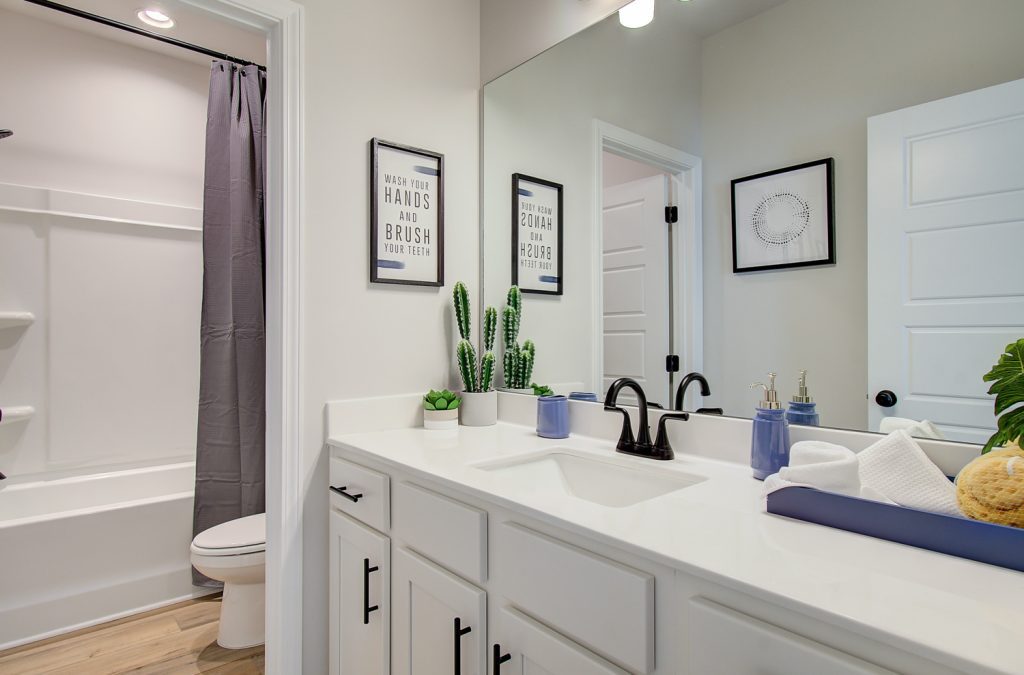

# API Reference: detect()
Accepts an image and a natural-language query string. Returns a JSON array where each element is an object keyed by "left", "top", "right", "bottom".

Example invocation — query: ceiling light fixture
[
  {"left": 137, "top": 8, "right": 174, "bottom": 29},
  {"left": 618, "top": 0, "right": 655, "bottom": 28}
]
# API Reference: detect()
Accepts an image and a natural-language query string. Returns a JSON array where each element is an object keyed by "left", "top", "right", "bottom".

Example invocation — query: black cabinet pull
[
  {"left": 453, "top": 617, "right": 472, "bottom": 674},
  {"left": 362, "top": 558, "right": 379, "bottom": 625},
  {"left": 492, "top": 644, "right": 511, "bottom": 674},
  {"left": 330, "top": 485, "right": 363, "bottom": 502}
]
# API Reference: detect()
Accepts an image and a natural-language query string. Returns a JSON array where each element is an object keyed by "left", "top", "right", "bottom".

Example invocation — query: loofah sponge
[{"left": 956, "top": 442, "right": 1024, "bottom": 528}]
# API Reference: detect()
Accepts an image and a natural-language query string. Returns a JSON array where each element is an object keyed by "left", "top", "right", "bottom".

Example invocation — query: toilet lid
[{"left": 193, "top": 513, "right": 266, "bottom": 552}]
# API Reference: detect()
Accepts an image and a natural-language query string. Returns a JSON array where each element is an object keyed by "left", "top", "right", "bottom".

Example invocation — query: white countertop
[{"left": 328, "top": 422, "right": 1024, "bottom": 675}]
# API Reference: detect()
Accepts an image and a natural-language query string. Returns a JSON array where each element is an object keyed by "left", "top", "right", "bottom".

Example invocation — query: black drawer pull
[
  {"left": 330, "top": 485, "right": 363, "bottom": 502},
  {"left": 454, "top": 617, "right": 472, "bottom": 674},
  {"left": 492, "top": 643, "right": 511, "bottom": 674},
  {"left": 362, "top": 557, "right": 379, "bottom": 625}
]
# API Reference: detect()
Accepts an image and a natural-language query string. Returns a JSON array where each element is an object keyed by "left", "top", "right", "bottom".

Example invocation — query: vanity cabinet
[
  {"left": 490, "top": 606, "right": 628, "bottom": 675},
  {"left": 392, "top": 547, "right": 487, "bottom": 675},
  {"left": 328, "top": 510, "right": 390, "bottom": 675}
]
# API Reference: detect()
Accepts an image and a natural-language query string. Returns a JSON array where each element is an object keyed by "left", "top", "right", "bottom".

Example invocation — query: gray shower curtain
[{"left": 193, "top": 61, "right": 267, "bottom": 586}]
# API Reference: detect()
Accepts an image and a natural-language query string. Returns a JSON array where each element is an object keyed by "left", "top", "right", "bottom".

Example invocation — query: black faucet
[
  {"left": 675, "top": 372, "right": 723, "bottom": 416},
  {"left": 604, "top": 377, "right": 684, "bottom": 460}
]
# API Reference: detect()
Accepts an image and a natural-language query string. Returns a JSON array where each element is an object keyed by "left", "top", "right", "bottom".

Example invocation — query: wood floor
[{"left": 0, "top": 595, "right": 264, "bottom": 675}]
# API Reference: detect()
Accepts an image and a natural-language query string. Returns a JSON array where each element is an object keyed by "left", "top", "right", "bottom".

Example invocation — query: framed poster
[
  {"left": 731, "top": 157, "right": 835, "bottom": 273},
  {"left": 512, "top": 173, "right": 563, "bottom": 295},
  {"left": 370, "top": 138, "right": 444, "bottom": 286}
]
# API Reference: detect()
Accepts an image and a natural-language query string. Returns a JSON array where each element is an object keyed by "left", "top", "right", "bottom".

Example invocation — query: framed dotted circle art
[{"left": 731, "top": 158, "right": 835, "bottom": 273}]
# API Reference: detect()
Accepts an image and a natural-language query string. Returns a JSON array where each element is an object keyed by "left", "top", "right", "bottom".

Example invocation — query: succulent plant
[
  {"left": 500, "top": 286, "right": 538, "bottom": 389},
  {"left": 423, "top": 389, "right": 461, "bottom": 411},
  {"left": 451, "top": 281, "right": 497, "bottom": 393},
  {"left": 531, "top": 383, "right": 554, "bottom": 397}
]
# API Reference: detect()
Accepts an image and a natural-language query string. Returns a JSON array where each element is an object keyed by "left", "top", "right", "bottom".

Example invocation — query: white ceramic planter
[
  {"left": 501, "top": 387, "right": 535, "bottom": 396},
  {"left": 460, "top": 390, "right": 497, "bottom": 426},
  {"left": 423, "top": 408, "right": 459, "bottom": 430}
]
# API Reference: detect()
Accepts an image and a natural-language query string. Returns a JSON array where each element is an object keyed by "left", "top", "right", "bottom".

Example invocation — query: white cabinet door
[
  {"left": 329, "top": 509, "right": 390, "bottom": 675},
  {"left": 685, "top": 598, "right": 894, "bottom": 675},
  {"left": 867, "top": 77, "right": 1024, "bottom": 442},
  {"left": 392, "top": 547, "right": 486, "bottom": 675},
  {"left": 491, "top": 606, "right": 627, "bottom": 675}
]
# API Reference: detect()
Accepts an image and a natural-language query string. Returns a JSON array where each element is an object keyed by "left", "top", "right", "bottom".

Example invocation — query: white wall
[
  {"left": 0, "top": 9, "right": 208, "bottom": 480},
  {"left": 483, "top": 13, "right": 702, "bottom": 394},
  {"left": 700, "top": 0, "right": 1024, "bottom": 428},
  {"left": 297, "top": 0, "right": 481, "bottom": 671}
]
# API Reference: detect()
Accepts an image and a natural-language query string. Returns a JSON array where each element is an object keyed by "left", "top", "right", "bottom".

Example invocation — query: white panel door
[
  {"left": 392, "top": 547, "right": 486, "bottom": 675},
  {"left": 867, "top": 77, "right": 1024, "bottom": 442},
  {"left": 602, "top": 175, "right": 670, "bottom": 405},
  {"left": 329, "top": 510, "right": 390, "bottom": 675},
  {"left": 490, "top": 606, "right": 627, "bottom": 675}
]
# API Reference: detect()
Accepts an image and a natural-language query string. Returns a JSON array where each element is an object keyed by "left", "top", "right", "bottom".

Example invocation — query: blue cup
[
  {"left": 568, "top": 392, "right": 599, "bottom": 402},
  {"left": 537, "top": 395, "right": 570, "bottom": 439}
]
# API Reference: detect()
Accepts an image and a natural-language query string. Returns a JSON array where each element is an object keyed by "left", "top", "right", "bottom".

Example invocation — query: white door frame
[
  {"left": 183, "top": 1, "right": 303, "bottom": 673},
  {"left": 592, "top": 120, "right": 703, "bottom": 408}
]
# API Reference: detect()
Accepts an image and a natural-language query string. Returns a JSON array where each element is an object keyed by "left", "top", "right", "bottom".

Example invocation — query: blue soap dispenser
[
  {"left": 750, "top": 372, "right": 791, "bottom": 480},
  {"left": 786, "top": 370, "right": 820, "bottom": 427}
]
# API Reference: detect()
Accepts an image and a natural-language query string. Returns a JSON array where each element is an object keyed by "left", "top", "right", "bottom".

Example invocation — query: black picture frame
[
  {"left": 512, "top": 173, "right": 564, "bottom": 296},
  {"left": 369, "top": 138, "right": 445, "bottom": 287},
  {"left": 731, "top": 157, "right": 835, "bottom": 273}
]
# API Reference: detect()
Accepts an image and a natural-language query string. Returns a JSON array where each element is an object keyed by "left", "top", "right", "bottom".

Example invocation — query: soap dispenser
[
  {"left": 750, "top": 372, "right": 791, "bottom": 480},
  {"left": 786, "top": 370, "right": 820, "bottom": 427}
]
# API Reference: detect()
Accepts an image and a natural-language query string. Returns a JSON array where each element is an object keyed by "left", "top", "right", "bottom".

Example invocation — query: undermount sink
[{"left": 473, "top": 449, "right": 706, "bottom": 508}]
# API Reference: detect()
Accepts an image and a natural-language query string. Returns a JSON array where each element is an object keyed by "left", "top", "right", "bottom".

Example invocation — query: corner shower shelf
[
  {"left": 0, "top": 312, "right": 35, "bottom": 329},
  {"left": 0, "top": 406, "right": 34, "bottom": 426}
]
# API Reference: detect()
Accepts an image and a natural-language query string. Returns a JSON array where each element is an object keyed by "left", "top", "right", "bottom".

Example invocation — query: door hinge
[
  {"left": 665, "top": 354, "right": 680, "bottom": 373},
  {"left": 665, "top": 205, "right": 678, "bottom": 224}
]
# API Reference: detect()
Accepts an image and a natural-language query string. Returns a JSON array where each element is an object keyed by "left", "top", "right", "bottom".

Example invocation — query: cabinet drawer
[
  {"left": 329, "top": 457, "right": 390, "bottom": 532},
  {"left": 392, "top": 481, "right": 487, "bottom": 584},
  {"left": 685, "top": 598, "right": 895, "bottom": 674},
  {"left": 492, "top": 522, "right": 654, "bottom": 674}
]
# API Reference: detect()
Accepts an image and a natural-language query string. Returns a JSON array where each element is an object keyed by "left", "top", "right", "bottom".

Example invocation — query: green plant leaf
[
  {"left": 426, "top": 390, "right": 441, "bottom": 402},
  {"left": 448, "top": 398, "right": 462, "bottom": 409},
  {"left": 423, "top": 400, "right": 437, "bottom": 410},
  {"left": 441, "top": 389, "right": 454, "bottom": 401},
  {"left": 982, "top": 338, "right": 1024, "bottom": 452}
]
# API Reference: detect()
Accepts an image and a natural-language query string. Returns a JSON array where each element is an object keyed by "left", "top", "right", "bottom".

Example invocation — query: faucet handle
[
  {"left": 604, "top": 405, "right": 635, "bottom": 452},
  {"left": 654, "top": 413, "right": 689, "bottom": 459}
]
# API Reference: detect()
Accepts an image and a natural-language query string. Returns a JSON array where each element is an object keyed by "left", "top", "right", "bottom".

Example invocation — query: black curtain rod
[{"left": 24, "top": 0, "right": 266, "bottom": 71}]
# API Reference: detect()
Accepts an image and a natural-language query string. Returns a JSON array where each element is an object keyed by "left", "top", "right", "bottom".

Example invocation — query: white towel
[
  {"left": 764, "top": 441, "right": 891, "bottom": 501},
  {"left": 858, "top": 430, "right": 961, "bottom": 517},
  {"left": 879, "top": 416, "right": 945, "bottom": 440}
]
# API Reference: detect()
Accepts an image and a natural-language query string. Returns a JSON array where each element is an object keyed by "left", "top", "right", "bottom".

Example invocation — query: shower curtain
[{"left": 193, "top": 61, "right": 267, "bottom": 586}]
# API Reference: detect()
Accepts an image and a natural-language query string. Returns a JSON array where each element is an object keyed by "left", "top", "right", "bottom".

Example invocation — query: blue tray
[{"left": 766, "top": 486, "right": 1024, "bottom": 573}]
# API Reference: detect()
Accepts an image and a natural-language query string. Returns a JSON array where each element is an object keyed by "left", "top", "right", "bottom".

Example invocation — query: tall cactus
[
  {"left": 520, "top": 339, "right": 536, "bottom": 386},
  {"left": 456, "top": 339, "right": 478, "bottom": 392},
  {"left": 506, "top": 286, "right": 522, "bottom": 339},
  {"left": 502, "top": 305, "right": 519, "bottom": 350},
  {"left": 500, "top": 286, "right": 538, "bottom": 389},
  {"left": 453, "top": 281, "right": 471, "bottom": 341},
  {"left": 480, "top": 352, "right": 495, "bottom": 392},
  {"left": 483, "top": 307, "right": 497, "bottom": 352}
]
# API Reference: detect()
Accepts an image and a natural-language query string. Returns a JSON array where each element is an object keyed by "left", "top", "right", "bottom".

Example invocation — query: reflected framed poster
[
  {"left": 731, "top": 157, "right": 835, "bottom": 273},
  {"left": 370, "top": 138, "right": 444, "bottom": 286},
  {"left": 512, "top": 173, "right": 563, "bottom": 295}
]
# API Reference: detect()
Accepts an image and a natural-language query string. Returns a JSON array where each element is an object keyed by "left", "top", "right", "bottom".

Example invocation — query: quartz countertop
[{"left": 328, "top": 422, "right": 1024, "bottom": 675}]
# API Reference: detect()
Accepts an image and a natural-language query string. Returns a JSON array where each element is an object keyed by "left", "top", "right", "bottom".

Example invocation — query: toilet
[{"left": 190, "top": 512, "right": 266, "bottom": 649}]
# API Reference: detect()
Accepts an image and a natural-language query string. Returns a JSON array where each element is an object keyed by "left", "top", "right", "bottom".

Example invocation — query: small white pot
[
  {"left": 423, "top": 408, "right": 459, "bottom": 430},
  {"left": 501, "top": 387, "right": 535, "bottom": 396},
  {"left": 460, "top": 390, "right": 497, "bottom": 426}
]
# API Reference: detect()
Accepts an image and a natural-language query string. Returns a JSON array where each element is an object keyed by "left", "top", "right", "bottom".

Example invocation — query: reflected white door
[
  {"left": 867, "top": 77, "right": 1024, "bottom": 443},
  {"left": 602, "top": 175, "right": 670, "bottom": 405}
]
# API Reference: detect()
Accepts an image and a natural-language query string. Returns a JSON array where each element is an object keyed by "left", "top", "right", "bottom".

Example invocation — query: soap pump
[
  {"left": 750, "top": 372, "right": 791, "bottom": 480},
  {"left": 786, "top": 370, "right": 820, "bottom": 427}
]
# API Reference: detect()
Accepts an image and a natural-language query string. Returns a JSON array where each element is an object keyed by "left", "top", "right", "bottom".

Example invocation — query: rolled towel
[
  {"left": 879, "top": 416, "right": 945, "bottom": 440},
  {"left": 764, "top": 441, "right": 892, "bottom": 501},
  {"left": 858, "top": 430, "right": 961, "bottom": 517}
]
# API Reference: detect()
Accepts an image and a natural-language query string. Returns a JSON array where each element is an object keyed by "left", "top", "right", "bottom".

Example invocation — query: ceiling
[{"left": 0, "top": 0, "right": 266, "bottom": 68}]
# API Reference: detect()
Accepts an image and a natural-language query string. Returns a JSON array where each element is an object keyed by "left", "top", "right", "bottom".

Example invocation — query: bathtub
[{"left": 0, "top": 461, "right": 214, "bottom": 649}]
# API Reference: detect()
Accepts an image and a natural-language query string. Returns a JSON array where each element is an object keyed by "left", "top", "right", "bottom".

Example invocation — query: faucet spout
[
  {"left": 675, "top": 372, "right": 711, "bottom": 411},
  {"left": 604, "top": 377, "right": 654, "bottom": 455}
]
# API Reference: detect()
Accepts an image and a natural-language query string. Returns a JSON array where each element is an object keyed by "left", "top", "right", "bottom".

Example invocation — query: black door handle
[
  {"left": 330, "top": 485, "right": 363, "bottom": 502},
  {"left": 454, "top": 617, "right": 472, "bottom": 674},
  {"left": 875, "top": 390, "right": 898, "bottom": 408},
  {"left": 362, "top": 558, "right": 379, "bottom": 625},
  {"left": 492, "top": 643, "right": 511, "bottom": 674}
]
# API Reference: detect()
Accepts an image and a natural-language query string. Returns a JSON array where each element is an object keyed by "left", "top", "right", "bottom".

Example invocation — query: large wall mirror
[{"left": 481, "top": 0, "right": 1024, "bottom": 444}]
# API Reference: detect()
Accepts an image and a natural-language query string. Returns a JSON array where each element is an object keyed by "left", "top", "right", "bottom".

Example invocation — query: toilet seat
[{"left": 191, "top": 512, "right": 266, "bottom": 557}]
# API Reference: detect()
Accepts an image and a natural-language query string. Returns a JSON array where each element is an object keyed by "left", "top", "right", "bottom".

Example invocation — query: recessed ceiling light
[
  {"left": 137, "top": 8, "right": 174, "bottom": 29},
  {"left": 619, "top": 0, "right": 655, "bottom": 29}
]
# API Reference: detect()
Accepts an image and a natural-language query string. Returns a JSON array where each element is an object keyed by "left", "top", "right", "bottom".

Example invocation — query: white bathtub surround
[
  {"left": 0, "top": 462, "right": 213, "bottom": 650},
  {"left": 459, "top": 390, "right": 497, "bottom": 426}
]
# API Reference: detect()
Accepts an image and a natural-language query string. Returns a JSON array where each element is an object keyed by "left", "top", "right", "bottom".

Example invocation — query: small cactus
[
  {"left": 457, "top": 339, "right": 478, "bottom": 392},
  {"left": 504, "top": 348, "right": 520, "bottom": 389},
  {"left": 480, "top": 352, "right": 495, "bottom": 392},
  {"left": 520, "top": 339, "right": 535, "bottom": 386},
  {"left": 500, "top": 286, "right": 537, "bottom": 389},
  {"left": 483, "top": 307, "right": 497, "bottom": 352},
  {"left": 502, "top": 306, "right": 518, "bottom": 350},
  {"left": 453, "top": 281, "right": 471, "bottom": 341}
]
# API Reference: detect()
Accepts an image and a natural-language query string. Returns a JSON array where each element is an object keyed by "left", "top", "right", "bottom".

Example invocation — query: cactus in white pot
[
  {"left": 452, "top": 281, "right": 498, "bottom": 425},
  {"left": 500, "top": 286, "right": 538, "bottom": 391}
]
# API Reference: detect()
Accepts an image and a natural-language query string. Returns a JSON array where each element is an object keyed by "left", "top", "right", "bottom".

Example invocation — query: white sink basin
[{"left": 473, "top": 448, "right": 706, "bottom": 508}]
